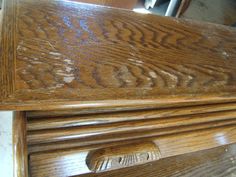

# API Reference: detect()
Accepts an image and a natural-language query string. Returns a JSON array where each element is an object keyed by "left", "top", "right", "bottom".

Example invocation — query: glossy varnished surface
[
  {"left": 0, "top": 0, "right": 236, "bottom": 110},
  {"left": 27, "top": 102, "right": 236, "bottom": 130},
  {"left": 29, "top": 125, "right": 236, "bottom": 176},
  {"left": 13, "top": 112, "right": 28, "bottom": 177},
  {"left": 26, "top": 101, "right": 236, "bottom": 176},
  {"left": 25, "top": 101, "right": 236, "bottom": 152},
  {"left": 3, "top": 1, "right": 236, "bottom": 175},
  {"left": 73, "top": 0, "right": 138, "bottom": 9},
  {"left": 26, "top": 102, "right": 236, "bottom": 118},
  {"left": 26, "top": 110, "right": 236, "bottom": 145},
  {"left": 86, "top": 142, "right": 161, "bottom": 172},
  {"left": 79, "top": 143, "right": 236, "bottom": 177}
]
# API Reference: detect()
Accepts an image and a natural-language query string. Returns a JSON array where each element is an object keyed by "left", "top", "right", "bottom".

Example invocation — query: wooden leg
[{"left": 13, "top": 112, "right": 28, "bottom": 177}]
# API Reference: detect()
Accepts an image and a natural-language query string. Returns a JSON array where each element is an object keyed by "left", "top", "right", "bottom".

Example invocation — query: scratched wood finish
[
  {"left": 28, "top": 125, "right": 236, "bottom": 177},
  {"left": 5, "top": 1, "right": 236, "bottom": 175},
  {"left": 13, "top": 112, "right": 28, "bottom": 177},
  {"left": 0, "top": 0, "right": 236, "bottom": 110},
  {"left": 79, "top": 143, "right": 236, "bottom": 177}
]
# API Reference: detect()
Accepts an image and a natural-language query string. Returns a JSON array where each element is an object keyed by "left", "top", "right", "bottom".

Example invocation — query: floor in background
[
  {"left": 181, "top": 0, "right": 236, "bottom": 26},
  {"left": 0, "top": 112, "right": 13, "bottom": 177}
]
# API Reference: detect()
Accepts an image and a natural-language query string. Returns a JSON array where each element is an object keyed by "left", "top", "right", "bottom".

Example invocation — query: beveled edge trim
[
  {"left": 0, "top": 0, "right": 16, "bottom": 99},
  {"left": 2, "top": 93, "right": 236, "bottom": 111}
]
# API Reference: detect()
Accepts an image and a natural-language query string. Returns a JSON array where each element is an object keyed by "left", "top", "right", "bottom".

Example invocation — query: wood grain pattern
[
  {"left": 27, "top": 110, "right": 236, "bottom": 145},
  {"left": 0, "top": 1, "right": 4, "bottom": 35},
  {"left": 5, "top": 1, "right": 236, "bottom": 175},
  {"left": 0, "top": 0, "right": 236, "bottom": 110},
  {"left": 13, "top": 112, "right": 28, "bottom": 177},
  {"left": 26, "top": 103, "right": 236, "bottom": 154},
  {"left": 86, "top": 142, "right": 161, "bottom": 172},
  {"left": 80, "top": 143, "right": 236, "bottom": 177},
  {"left": 28, "top": 125, "right": 236, "bottom": 177},
  {"left": 27, "top": 119, "right": 236, "bottom": 153},
  {"left": 0, "top": 0, "right": 16, "bottom": 99},
  {"left": 27, "top": 102, "right": 236, "bottom": 130},
  {"left": 73, "top": 0, "right": 138, "bottom": 9}
]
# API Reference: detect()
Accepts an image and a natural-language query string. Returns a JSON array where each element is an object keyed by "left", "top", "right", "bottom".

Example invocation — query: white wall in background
[{"left": 0, "top": 111, "right": 13, "bottom": 177}]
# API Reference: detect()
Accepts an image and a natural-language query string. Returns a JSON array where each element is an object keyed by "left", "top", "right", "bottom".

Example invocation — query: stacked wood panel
[{"left": 25, "top": 104, "right": 236, "bottom": 176}]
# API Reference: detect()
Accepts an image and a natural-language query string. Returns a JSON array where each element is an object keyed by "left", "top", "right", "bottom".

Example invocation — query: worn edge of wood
[
  {"left": 27, "top": 119, "right": 236, "bottom": 153},
  {"left": 26, "top": 102, "right": 236, "bottom": 131},
  {"left": 3, "top": 93, "right": 236, "bottom": 111},
  {"left": 0, "top": 0, "right": 16, "bottom": 99},
  {"left": 13, "top": 111, "right": 28, "bottom": 177}
]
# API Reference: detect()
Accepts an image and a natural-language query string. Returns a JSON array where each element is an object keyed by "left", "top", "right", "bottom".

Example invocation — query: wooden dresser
[{"left": 1, "top": 0, "right": 236, "bottom": 176}]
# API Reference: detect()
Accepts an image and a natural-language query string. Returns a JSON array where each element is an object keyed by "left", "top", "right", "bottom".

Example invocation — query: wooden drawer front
[
  {"left": 79, "top": 143, "right": 236, "bottom": 177},
  {"left": 26, "top": 104, "right": 236, "bottom": 176},
  {"left": 27, "top": 103, "right": 236, "bottom": 152},
  {"left": 30, "top": 143, "right": 236, "bottom": 177}
]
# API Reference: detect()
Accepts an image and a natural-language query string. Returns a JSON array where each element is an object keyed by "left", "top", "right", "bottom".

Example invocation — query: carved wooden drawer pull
[{"left": 86, "top": 142, "right": 161, "bottom": 172}]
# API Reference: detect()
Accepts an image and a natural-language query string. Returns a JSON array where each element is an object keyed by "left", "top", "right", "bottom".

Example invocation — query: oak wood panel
[
  {"left": 80, "top": 143, "right": 236, "bottom": 177},
  {"left": 0, "top": 0, "right": 16, "bottom": 99},
  {"left": 25, "top": 99, "right": 236, "bottom": 116},
  {"left": 5, "top": 96, "right": 236, "bottom": 112},
  {"left": 28, "top": 119, "right": 236, "bottom": 153},
  {"left": 29, "top": 125, "right": 236, "bottom": 177},
  {"left": 27, "top": 102, "right": 236, "bottom": 130},
  {"left": 73, "top": 0, "right": 138, "bottom": 9},
  {"left": 86, "top": 142, "right": 161, "bottom": 172},
  {"left": 0, "top": 0, "right": 4, "bottom": 38},
  {"left": 0, "top": 0, "right": 236, "bottom": 110},
  {"left": 13, "top": 112, "right": 28, "bottom": 177},
  {"left": 27, "top": 110, "right": 236, "bottom": 145}
]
